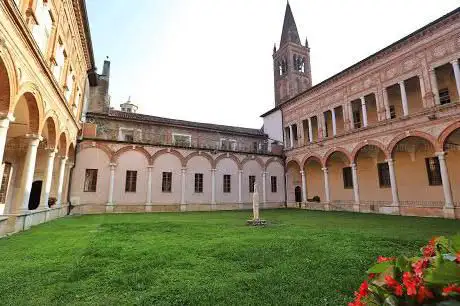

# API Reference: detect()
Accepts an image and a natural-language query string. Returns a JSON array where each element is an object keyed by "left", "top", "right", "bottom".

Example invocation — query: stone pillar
[
  {"left": 107, "top": 163, "right": 116, "bottom": 206},
  {"left": 237, "top": 170, "right": 242, "bottom": 204},
  {"left": 56, "top": 156, "right": 68, "bottom": 207},
  {"left": 322, "top": 167, "right": 330, "bottom": 203},
  {"left": 262, "top": 171, "right": 267, "bottom": 205},
  {"left": 211, "top": 169, "right": 216, "bottom": 208},
  {"left": 351, "top": 163, "right": 360, "bottom": 212},
  {"left": 382, "top": 87, "right": 391, "bottom": 119},
  {"left": 180, "top": 168, "right": 186, "bottom": 205},
  {"left": 386, "top": 159, "right": 399, "bottom": 206},
  {"left": 300, "top": 170, "right": 307, "bottom": 203},
  {"left": 360, "top": 97, "right": 368, "bottom": 127},
  {"left": 39, "top": 149, "right": 56, "bottom": 210},
  {"left": 62, "top": 161, "right": 74, "bottom": 205},
  {"left": 399, "top": 80, "right": 409, "bottom": 116},
  {"left": 418, "top": 75, "right": 427, "bottom": 108},
  {"left": 146, "top": 166, "right": 153, "bottom": 205},
  {"left": 0, "top": 114, "right": 14, "bottom": 182},
  {"left": 285, "top": 173, "right": 289, "bottom": 205},
  {"left": 451, "top": 59, "right": 460, "bottom": 98},
  {"left": 429, "top": 68, "right": 440, "bottom": 105},
  {"left": 16, "top": 135, "right": 41, "bottom": 212},
  {"left": 289, "top": 125, "right": 294, "bottom": 148},
  {"left": 436, "top": 152, "right": 454, "bottom": 218},
  {"left": 307, "top": 117, "right": 313, "bottom": 143},
  {"left": 331, "top": 108, "right": 337, "bottom": 136}
]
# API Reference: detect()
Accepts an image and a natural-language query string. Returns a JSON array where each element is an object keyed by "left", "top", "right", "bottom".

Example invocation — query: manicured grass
[{"left": 0, "top": 210, "right": 458, "bottom": 305}]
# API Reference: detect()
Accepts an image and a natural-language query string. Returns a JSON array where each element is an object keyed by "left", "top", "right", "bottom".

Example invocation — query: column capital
[
  {"left": 299, "top": 170, "right": 305, "bottom": 175},
  {"left": 0, "top": 112, "right": 15, "bottom": 126},
  {"left": 109, "top": 163, "right": 117, "bottom": 169},
  {"left": 435, "top": 151, "right": 447, "bottom": 159},
  {"left": 350, "top": 163, "right": 357, "bottom": 169},
  {"left": 147, "top": 165, "right": 154, "bottom": 169},
  {"left": 385, "top": 158, "right": 394, "bottom": 164},
  {"left": 360, "top": 96, "right": 366, "bottom": 104},
  {"left": 398, "top": 80, "right": 405, "bottom": 86},
  {"left": 25, "top": 134, "right": 43, "bottom": 142},
  {"left": 211, "top": 168, "right": 217, "bottom": 172},
  {"left": 429, "top": 67, "right": 437, "bottom": 73},
  {"left": 45, "top": 148, "right": 58, "bottom": 155},
  {"left": 450, "top": 59, "right": 459, "bottom": 65},
  {"left": 321, "top": 167, "right": 328, "bottom": 173},
  {"left": 238, "top": 169, "right": 243, "bottom": 173},
  {"left": 181, "top": 167, "right": 187, "bottom": 172},
  {"left": 65, "top": 162, "right": 75, "bottom": 168},
  {"left": 59, "top": 155, "right": 68, "bottom": 162}
]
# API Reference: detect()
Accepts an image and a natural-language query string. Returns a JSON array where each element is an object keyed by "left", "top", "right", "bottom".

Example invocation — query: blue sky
[{"left": 86, "top": 0, "right": 460, "bottom": 128}]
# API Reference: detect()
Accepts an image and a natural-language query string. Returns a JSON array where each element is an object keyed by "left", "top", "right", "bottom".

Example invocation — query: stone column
[
  {"left": 307, "top": 117, "right": 313, "bottom": 142},
  {"left": 0, "top": 114, "right": 14, "bottom": 182},
  {"left": 238, "top": 170, "right": 243, "bottom": 204},
  {"left": 429, "top": 68, "right": 440, "bottom": 105},
  {"left": 146, "top": 166, "right": 153, "bottom": 205},
  {"left": 262, "top": 171, "right": 267, "bottom": 205},
  {"left": 285, "top": 173, "right": 289, "bottom": 205},
  {"left": 360, "top": 97, "right": 368, "bottom": 127},
  {"left": 62, "top": 161, "right": 74, "bottom": 205},
  {"left": 39, "top": 149, "right": 57, "bottom": 210},
  {"left": 399, "top": 80, "right": 409, "bottom": 116},
  {"left": 351, "top": 163, "right": 360, "bottom": 211},
  {"left": 300, "top": 170, "right": 307, "bottom": 203},
  {"left": 436, "top": 152, "right": 454, "bottom": 218},
  {"left": 386, "top": 159, "right": 399, "bottom": 207},
  {"left": 382, "top": 87, "right": 391, "bottom": 119},
  {"left": 107, "top": 163, "right": 116, "bottom": 206},
  {"left": 211, "top": 169, "right": 216, "bottom": 208},
  {"left": 322, "top": 167, "right": 330, "bottom": 203},
  {"left": 56, "top": 156, "right": 68, "bottom": 207},
  {"left": 289, "top": 125, "right": 294, "bottom": 148},
  {"left": 331, "top": 108, "right": 337, "bottom": 136},
  {"left": 451, "top": 59, "right": 460, "bottom": 98},
  {"left": 180, "top": 168, "right": 186, "bottom": 205},
  {"left": 16, "top": 135, "right": 41, "bottom": 212},
  {"left": 418, "top": 75, "right": 427, "bottom": 108}
]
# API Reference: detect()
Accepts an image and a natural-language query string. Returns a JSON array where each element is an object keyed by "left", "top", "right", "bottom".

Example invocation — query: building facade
[
  {"left": 70, "top": 68, "right": 285, "bottom": 214},
  {"left": 263, "top": 4, "right": 460, "bottom": 219},
  {"left": 0, "top": 0, "right": 94, "bottom": 235}
]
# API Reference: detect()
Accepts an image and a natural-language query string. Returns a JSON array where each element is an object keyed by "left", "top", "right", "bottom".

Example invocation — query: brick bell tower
[{"left": 273, "top": 2, "right": 311, "bottom": 106}]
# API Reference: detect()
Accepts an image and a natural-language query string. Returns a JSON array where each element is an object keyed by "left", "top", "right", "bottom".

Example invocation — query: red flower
[
  {"left": 385, "top": 276, "right": 403, "bottom": 296},
  {"left": 417, "top": 286, "right": 434, "bottom": 303},
  {"left": 412, "top": 258, "right": 429, "bottom": 278},
  {"left": 358, "top": 281, "right": 369, "bottom": 297},
  {"left": 422, "top": 245, "right": 435, "bottom": 257},
  {"left": 456, "top": 252, "right": 460, "bottom": 263},
  {"left": 368, "top": 273, "right": 376, "bottom": 280},
  {"left": 402, "top": 272, "right": 417, "bottom": 296},
  {"left": 443, "top": 284, "right": 460, "bottom": 296},
  {"left": 377, "top": 256, "right": 394, "bottom": 263},
  {"left": 348, "top": 300, "right": 364, "bottom": 306}
]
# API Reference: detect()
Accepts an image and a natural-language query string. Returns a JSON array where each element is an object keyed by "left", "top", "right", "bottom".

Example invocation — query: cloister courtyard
[{"left": 0, "top": 209, "right": 458, "bottom": 305}]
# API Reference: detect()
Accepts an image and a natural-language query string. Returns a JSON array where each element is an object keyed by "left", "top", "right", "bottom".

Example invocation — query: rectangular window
[
  {"left": 125, "top": 170, "right": 137, "bottom": 192},
  {"left": 223, "top": 174, "right": 231, "bottom": 193},
  {"left": 377, "top": 162, "right": 391, "bottom": 188},
  {"left": 53, "top": 39, "right": 65, "bottom": 82},
  {"left": 353, "top": 111, "right": 361, "bottom": 128},
  {"left": 0, "top": 163, "right": 12, "bottom": 203},
  {"left": 172, "top": 134, "right": 191, "bottom": 147},
  {"left": 425, "top": 157, "right": 442, "bottom": 186},
  {"left": 194, "top": 173, "right": 203, "bottom": 193},
  {"left": 124, "top": 134, "right": 134, "bottom": 142},
  {"left": 249, "top": 175, "right": 256, "bottom": 193},
  {"left": 65, "top": 66, "right": 74, "bottom": 101},
  {"left": 162, "top": 172, "right": 172, "bottom": 192},
  {"left": 292, "top": 124, "right": 298, "bottom": 141},
  {"left": 84, "top": 169, "right": 98, "bottom": 192},
  {"left": 342, "top": 167, "right": 353, "bottom": 189},
  {"left": 389, "top": 105, "right": 396, "bottom": 119},
  {"left": 220, "top": 139, "right": 237, "bottom": 151},
  {"left": 439, "top": 88, "right": 451, "bottom": 105},
  {"left": 271, "top": 176, "right": 277, "bottom": 193}
]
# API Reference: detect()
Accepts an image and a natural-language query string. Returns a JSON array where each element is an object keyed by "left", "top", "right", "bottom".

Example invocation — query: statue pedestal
[{"left": 246, "top": 219, "right": 267, "bottom": 226}]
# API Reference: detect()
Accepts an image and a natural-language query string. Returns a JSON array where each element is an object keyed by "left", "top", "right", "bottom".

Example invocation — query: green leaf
[
  {"left": 395, "top": 256, "right": 412, "bottom": 272},
  {"left": 383, "top": 295, "right": 398, "bottom": 306},
  {"left": 436, "top": 301, "right": 460, "bottom": 306},
  {"left": 424, "top": 261, "right": 460, "bottom": 285},
  {"left": 367, "top": 261, "right": 394, "bottom": 274},
  {"left": 450, "top": 235, "right": 460, "bottom": 253}
]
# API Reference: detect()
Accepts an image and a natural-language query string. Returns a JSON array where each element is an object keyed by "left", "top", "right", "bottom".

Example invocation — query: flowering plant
[{"left": 349, "top": 236, "right": 460, "bottom": 306}]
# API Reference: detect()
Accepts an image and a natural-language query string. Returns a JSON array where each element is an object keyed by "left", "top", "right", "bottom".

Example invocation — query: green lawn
[{"left": 0, "top": 210, "right": 458, "bottom": 305}]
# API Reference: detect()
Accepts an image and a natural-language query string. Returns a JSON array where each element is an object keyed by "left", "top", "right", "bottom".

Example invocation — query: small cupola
[{"left": 120, "top": 96, "right": 138, "bottom": 113}]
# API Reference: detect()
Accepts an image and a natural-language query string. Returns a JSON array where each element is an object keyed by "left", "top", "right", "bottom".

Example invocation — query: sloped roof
[{"left": 280, "top": 2, "right": 301, "bottom": 46}]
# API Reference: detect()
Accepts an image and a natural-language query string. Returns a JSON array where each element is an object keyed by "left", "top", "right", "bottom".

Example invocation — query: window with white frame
[
  {"left": 172, "top": 134, "right": 191, "bottom": 147},
  {"left": 53, "top": 39, "right": 65, "bottom": 82},
  {"left": 32, "top": 0, "right": 53, "bottom": 55},
  {"left": 220, "top": 139, "right": 237, "bottom": 151},
  {"left": 65, "top": 66, "right": 74, "bottom": 101}
]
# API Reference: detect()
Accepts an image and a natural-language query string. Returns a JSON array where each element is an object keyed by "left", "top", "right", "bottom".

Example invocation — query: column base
[
  {"left": 238, "top": 203, "right": 244, "bottom": 210},
  {"left": 145, "top": 203, "right": 153, "bottom": 212},
  {"left": 353, "top": 204, "right": 360, "bottom": 212},
  {"left": 324, "top": 203, "right": 330, "bottom": 211},
  {"left": 211, "top": 203, "right": 217, "bottom": 211},
  {"left": 379, "top": 205, "right": 400, "bottom": 215},
  {"left": 180, "top": 204, "right": 187, "bottom": 212},
  {"left": 443, "top": 207, "right": 456, "bottom": 219},
  {"left": 105, "top": 203, "right": 115, "bottom": 213}
]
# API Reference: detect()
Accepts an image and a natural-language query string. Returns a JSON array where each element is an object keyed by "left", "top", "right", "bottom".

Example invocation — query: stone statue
[{"left": 252, "top": 182, "right": 260, "bottom": 220}]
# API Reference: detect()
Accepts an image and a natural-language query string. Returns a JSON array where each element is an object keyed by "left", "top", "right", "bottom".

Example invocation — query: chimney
[{"left": 102, "top": 56, "right": 110, "bottom": 77}]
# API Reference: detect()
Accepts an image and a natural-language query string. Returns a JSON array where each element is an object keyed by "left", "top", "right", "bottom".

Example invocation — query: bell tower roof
[{"left": 280, "top": 1, "right": 301, "bottom": 46}]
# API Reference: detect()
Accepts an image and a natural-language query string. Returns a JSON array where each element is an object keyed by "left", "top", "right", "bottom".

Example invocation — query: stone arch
[
  {"left": 150, "top": 148, "right": 184, "bottom": 167},
  {"left": 78, "top": 141, "right": 113, "bottom": 161},
  {"left": 40, "top": 115, "right": 58, "bottom": 149},
  {"left": 0, "top": 44, "right": 18, "bottom": 114},
  {"left": 351, "top": 140, "right": 389, "bottom": 163},
  {"left": 387, "top": 131, "right": 438, "bottom": 156},
  {"left": 301, "top": 154, "right": 323, "bottom": 169},
  {"left": 285, "top": 156, "right": 301, "bottom": 169},
  {"left": 214, "top": 153, "right": 242, "bottom": 170},
  {"left": 241, "top": 155, "right": 264, "bottom": 170},
  {"left": 184, "top": 151, "right": 214, "bottom": 168},
  {"left": 13, "top": 82, "right": 45, "bottom": 132},
  {"left": 438, "top": 122, "right": 460, "bottom": 150},
  {"left": 57, "top": 132, "right": 68, "bottom": 157},
  {"left": 67, "top": 143, "right": 76, "bottom": 163},
  {"left": 112, "top": 145, "right": 151, "bottom": 165},
  {"left": 264, "top": 157, "right": 284, "bottom": 171},
  {"left": 322, "top": 147, "right": 351, "bottom": 166}
]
